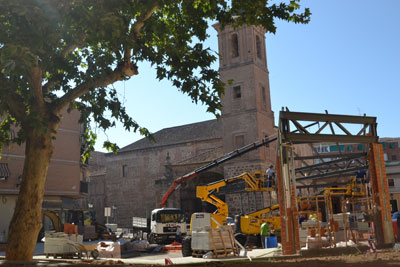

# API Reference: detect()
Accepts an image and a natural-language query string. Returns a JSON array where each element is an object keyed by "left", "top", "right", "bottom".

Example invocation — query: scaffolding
[{"left": 296, "top": 181, "right": 377, "bottom": 250}]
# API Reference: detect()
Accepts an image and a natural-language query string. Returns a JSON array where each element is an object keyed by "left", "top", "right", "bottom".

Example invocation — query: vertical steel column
[
  {"left": 368, "top": 143, "right": 394, "bottom": 245},
  {"left": 289, "top": 145, "right": 301, "bottom": 252},
  {"left": 277, "top": 131, "right": 300, "bottom": 255}
]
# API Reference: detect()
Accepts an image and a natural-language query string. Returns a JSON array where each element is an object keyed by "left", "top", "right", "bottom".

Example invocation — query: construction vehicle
[
  {"left": 160, "top": 136, "right": 278, "bottom": 208},
  {"left": 42, "top": 210, "right": 63, "bottom": 232},
  {"left": 322, "top": 177, "right": 366, "bottom": 197},
  {"left": 181, "top": 172, "right": 281, "bottom": 256},
  {"left": 39, "top": 209, "right": 116, "bottom": 241},
  {"left": 183, "top": 175, "right": 366, "bottom": 256},
  {"left": 182, "top": 206, "right": 280, "bottom": 256},
  {"left": 41, "top": 211, "right": 102, "bottom": 259},
  {"left": 38, "top": 210, "right": 63, "bottom": 241},
  {"left": 154, "top": 136, "right": 278, "bottom": 248},
  {"left": 195, "top": 171, "right": 280, "bottom": 230},
  {"left": 159, "top": 122, "right": 322, "bottom": 208},
  {"left": 234, "top": 204, "right": 280, "bottom": 242},
  {"left": 297, "top": 177, "right": 367, "bottom": 219},
  {"left": 160, "top": 121, "right": 327, "bottom": 253},
  {"left": 132, "top": 208, "right": 187, "bottom": 244}
]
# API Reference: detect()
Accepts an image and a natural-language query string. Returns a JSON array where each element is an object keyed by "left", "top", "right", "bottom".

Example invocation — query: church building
[{"left": 88, "top": 23, "right": 292, "bottom": 227}]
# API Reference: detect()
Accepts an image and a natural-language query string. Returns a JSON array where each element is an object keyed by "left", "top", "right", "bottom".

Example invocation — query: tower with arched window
[{"left": 213, "top": 23, "right": 275, "bottom": 181}]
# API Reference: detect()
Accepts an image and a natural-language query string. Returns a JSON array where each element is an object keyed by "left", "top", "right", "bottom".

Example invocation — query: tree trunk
[{"left": 5, "top": 130, "right": 55, "bottom": 261}]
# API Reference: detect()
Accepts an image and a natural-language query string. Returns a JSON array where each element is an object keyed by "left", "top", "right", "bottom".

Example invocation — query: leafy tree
[{"left": 0, "top": 0, "right": 310, "bottom": 261}]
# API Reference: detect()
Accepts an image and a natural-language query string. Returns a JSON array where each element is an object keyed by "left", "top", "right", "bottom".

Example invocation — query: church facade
[{"left": 88, "top": 24, "right": 289, "bottom": 227}]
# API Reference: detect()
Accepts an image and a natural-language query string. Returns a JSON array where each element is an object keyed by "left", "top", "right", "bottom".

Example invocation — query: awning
[{"left": 0, "top": 163, "right": 11, "bottom": 179}]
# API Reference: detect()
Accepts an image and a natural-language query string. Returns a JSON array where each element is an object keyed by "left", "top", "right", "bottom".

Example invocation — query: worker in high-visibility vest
[{"left": 260, "top": 222, "right": 270, "bottom": 248}]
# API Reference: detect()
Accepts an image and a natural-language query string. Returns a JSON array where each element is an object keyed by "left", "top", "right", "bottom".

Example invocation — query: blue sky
[{"left": 94, "top": 0, "right": 400, "bottom": 152}]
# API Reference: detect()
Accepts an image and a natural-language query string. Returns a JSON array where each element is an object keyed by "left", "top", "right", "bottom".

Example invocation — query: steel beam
[
  {"left": 282, "top": 133, "right": 378, "bottom": 144},
  {"left": 297, "top": 181, "right": 349, "bottom": 189},
  {"left": 294, "top": 152, "right": 367, "bottom": 160},
  {"left": 296, "top": 165, "right": 368, "bottom": 181},
  {"left": 280, "top": 111, "right": 377, "bottom": 124},
  {"left": 295, "top": 154, "right": 367, "bottom": 172}
]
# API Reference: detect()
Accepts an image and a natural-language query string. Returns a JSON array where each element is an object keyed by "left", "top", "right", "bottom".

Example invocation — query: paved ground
[
  {"left": 0, "top": 243, "right": 279, "bottom": 266},
  {"left": 3, "top": 244, "right": 400, "bottom": 266},
  {"left": 0, "top": 242, "right": 280, "bottom": 266},
  {"left": 0, "top": 243, "right": 46, "bottom": 257}
]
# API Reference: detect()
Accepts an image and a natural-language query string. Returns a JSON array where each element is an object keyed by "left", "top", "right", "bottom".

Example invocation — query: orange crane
[
  {"left": 160, "top": 136, "right": 277, "bottom": 207},
  {"left": 160, "top": 120, "right": 321, "bottom": 208}
]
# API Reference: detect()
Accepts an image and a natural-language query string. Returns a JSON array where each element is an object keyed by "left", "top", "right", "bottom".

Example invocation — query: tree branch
[
  {"left": 52, "top": 2, "right": 158, "bottom": 114},
  {"left": 43, "top": 34, "right": 87, "bottom": 93},
  {"left": 61, "top": 44, "right": 78, "bottom": 57},
  {"left": 42, "top": 79, "right": 60, "bottom": 94},
  {"left": 60, "top": 32, "right": 87, "bottom": 57},
  {"left": 26, "top": 57, "right": 46, "bottom": 114},
  {"left": 53, "top": 61, "right": 138, "bottom": 114},
  {"left": 124, "top": 3, "right": 159, "bottom": 62}
]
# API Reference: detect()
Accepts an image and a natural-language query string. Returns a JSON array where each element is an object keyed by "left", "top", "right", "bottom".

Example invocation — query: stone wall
[
  {"left": 101, "top": 134, "right": 223, "bottom": 228},
  {"left": 223, "top": 162, "right": 269, "bottom": 178}
]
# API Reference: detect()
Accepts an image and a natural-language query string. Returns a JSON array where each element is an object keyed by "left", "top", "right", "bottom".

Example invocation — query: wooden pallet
[
  {"left": 191, "top": 228, "right": 239, "bottom": 258},
  {"left": 209, "top": 228, "right": 238, "bottom": 258}
]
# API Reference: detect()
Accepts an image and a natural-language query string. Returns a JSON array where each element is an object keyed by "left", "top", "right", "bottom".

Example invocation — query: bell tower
[{"left": 213, "top": 23, "right": 276, "bottom": 177}]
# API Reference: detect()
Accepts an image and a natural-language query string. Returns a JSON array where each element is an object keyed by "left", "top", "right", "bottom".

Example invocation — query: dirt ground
[
  {"left": 227, "top": 249, "right": 400, "bottom": 267},
  {"left": 77, "top": 249, "right": 400, "bottom": 266}
]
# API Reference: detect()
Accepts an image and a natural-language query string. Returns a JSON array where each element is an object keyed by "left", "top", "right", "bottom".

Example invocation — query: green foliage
[
  {"left": 80, "top": 128, "right": 97, "bottom": 164},
  {"left": 0, "top": 0, "right": 310, "bottom": 155}
]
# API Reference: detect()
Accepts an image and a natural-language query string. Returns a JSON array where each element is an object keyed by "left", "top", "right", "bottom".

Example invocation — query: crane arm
[
  {"left": 195, "top": 171, "right": 274, "bottom": 220},
  {"left": 161, "top": 172, "right": 197, "bottom": 207},
  {"left": 196, "top": 184, "right": 229, "bottom": 218},
  {"left": 160, "top": 136, "right": 277, "bottom": 207},
  {"left": 246, "top": 204, "right": 280, "bottom": 218},
  {"left": 42, "top": 210, "right": 62, "bottom": 232}
]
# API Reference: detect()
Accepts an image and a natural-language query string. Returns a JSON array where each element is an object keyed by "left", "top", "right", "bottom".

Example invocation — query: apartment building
[
  {"left": 380, "top": 138, "right": 400, "bottom": 212},
  {"left": 0, "top": 109, "right": 87, "bottom": 242}
]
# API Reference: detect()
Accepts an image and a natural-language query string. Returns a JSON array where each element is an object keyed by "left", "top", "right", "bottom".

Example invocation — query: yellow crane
[
  {"left": 195, "top": 174, "right": 364, "bottom": 240},
  {"left": 195, "top": 171, "right": 280, "bottom": 236}
]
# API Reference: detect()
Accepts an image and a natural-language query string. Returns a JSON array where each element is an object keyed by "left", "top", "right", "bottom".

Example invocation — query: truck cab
[{"left": 149, "top": 208, "right": 187, "bottom": 244}]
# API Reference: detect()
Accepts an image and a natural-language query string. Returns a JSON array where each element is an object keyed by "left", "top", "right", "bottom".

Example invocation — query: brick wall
[{"left": 0, "top": 108, "right": 82, "bottom": 196}]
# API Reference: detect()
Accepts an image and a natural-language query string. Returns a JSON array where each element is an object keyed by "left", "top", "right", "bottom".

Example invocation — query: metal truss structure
[
  {"left": 276, "top": 109, "right": 393, "bottom": 255},
  {"left": 279, "top": 109, "right": 378, "bottom": 183}
]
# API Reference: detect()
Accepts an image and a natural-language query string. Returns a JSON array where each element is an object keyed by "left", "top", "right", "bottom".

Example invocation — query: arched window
[
  {"left": 231, "top": 33, "right": 239, "bottom": 58},
  {"left": 256, "top": 35, "right": 262, "bottom": 59}
]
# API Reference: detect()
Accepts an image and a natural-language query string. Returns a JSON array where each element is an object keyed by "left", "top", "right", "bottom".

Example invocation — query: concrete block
[{"left": 97, "top": 241, "right": 122, "bottom": 258}]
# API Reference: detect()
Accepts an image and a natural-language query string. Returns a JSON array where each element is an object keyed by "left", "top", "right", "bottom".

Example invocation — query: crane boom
[
  {"left": 160, "top": 135, "right": 277, "bottom": 207},
  {"left": 195, "top": 171, "right": 274, "bottom": 226}
]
